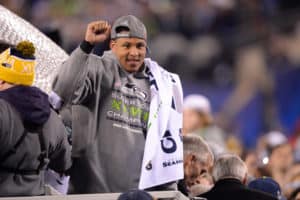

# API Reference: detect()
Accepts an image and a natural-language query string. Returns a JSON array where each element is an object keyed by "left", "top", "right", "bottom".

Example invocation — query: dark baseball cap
[
  {"left": 117, "top": 190, "right": 153, "bottom": 200},
  {"left": 248, "top": 177, "right": 285, "bottom": 200},
  {"left": 111, "top": 15, "right": 147, "bottom": 40}
]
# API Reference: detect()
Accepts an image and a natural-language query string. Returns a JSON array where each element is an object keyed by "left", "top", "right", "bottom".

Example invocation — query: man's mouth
[{"left": 126, "top": 59, "right": 140, "bottom": 65}]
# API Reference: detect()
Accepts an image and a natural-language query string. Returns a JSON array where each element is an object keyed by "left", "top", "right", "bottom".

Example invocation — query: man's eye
[
  {"left": 191, "top": 175, "right": 198, "bottom": 179},
  {"left": 137, "top": 43, "right": 145, "bottom": 49},
  {"left": 123, "top": 43, "right": 130, "bottom": 48}
]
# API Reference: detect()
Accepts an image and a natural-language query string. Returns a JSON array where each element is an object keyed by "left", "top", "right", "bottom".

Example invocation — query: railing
[{"left": 0, "top": 191, "right": 189, "bottom": 200}]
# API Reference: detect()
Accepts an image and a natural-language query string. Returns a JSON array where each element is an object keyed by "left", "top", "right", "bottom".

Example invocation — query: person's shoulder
[
  {"left": 0, "top": 99, "right": 22, "bottom": 132},
  {"left": 92, "top": 50, "right": 120, "bottom": 69},
  {"left": 44, "top": 109, "right": 67, "bottom": 133},
  {"left": 198, "top": 189, "right": 218, "bottom": 200},
  {"left": 244, "top": 187, "right": 278, "bottom": 200},
  {"left": 145, "top": 58, "right": 181, "bottom": 82},
  {"left": 0, "top": 98, "right": 14, "bottom": 114},
  {"left": 92, "top": 50, "right": 113, "bottom": 60},
  {"left": 157, "top": 62, "right": 179, "bottom": 77},
  {"left": 198, "top": 190, "right": 211, "bottom": 198},
  {"left": 199, "top": 186, "right": 277, "bottom": 200},
  {"left": 0, "top": 98, "right": 9, "bottom": 106}
]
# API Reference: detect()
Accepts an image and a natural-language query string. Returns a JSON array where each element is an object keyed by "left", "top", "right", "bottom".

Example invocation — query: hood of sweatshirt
[{"left": 0, "top": 85, "right": 50, "bottom": 126}]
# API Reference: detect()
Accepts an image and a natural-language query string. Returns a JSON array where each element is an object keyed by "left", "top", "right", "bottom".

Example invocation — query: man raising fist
[{"left": 52, "top": 15, "right": 184, "bottom": 194}]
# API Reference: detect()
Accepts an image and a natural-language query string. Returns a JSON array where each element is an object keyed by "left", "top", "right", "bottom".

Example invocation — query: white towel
[{"left": 139, "top": 58, "right": 184, "bottom": 189}]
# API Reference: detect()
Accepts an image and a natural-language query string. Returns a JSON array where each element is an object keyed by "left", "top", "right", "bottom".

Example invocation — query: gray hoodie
[{"left": 53, "top": 46, "right": 152, "bottom": 193}]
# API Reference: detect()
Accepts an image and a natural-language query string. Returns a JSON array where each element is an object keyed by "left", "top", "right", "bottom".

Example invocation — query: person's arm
[
  {"left": 0, "top": 100, "right": 11, "bottom": 157},
  {"left": 52, "top": 21, "right": 111, "bottom": 106},
  {"left": 46, "top": 110, "right": 72, "bottom": 173}
]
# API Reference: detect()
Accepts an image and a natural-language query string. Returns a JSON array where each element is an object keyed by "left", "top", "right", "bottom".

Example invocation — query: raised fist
[{"left": 85, "top": 21, "right": 111, "bottom": 45}]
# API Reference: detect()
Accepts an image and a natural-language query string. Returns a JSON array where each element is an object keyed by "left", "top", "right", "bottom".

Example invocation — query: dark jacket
[
  {"left": 0, "top": 86, "right": 72, "bottom": 196},
  {"left": 199, "top": 178, "right": 278, "bottom": 200}
]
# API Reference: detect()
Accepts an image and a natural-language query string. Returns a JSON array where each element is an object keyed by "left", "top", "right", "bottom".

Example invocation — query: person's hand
[{"left": 85, "top": 21, "right": 111, "bottom": 45}]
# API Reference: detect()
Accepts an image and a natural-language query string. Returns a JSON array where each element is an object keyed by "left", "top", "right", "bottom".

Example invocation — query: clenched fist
[{"left": 85, "top": 21, "right": 111, "bottom": 45}]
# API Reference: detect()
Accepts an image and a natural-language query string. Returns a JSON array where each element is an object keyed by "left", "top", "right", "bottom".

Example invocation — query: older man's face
[
  {"left": 184, "top": 154, "right": 213, "bottom": 188},
  {"left": 110, "top": 37, "right": 147, "bottom": 73}
]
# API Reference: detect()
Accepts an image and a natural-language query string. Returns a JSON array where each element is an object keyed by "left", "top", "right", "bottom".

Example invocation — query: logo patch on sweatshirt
[{"left": 107, "top": 89, "right": 150, "bottom": 131}]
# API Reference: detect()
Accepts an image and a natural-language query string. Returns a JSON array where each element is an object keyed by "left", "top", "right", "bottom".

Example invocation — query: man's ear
[{"left": 110, "top": 40, "right": 116, "bottom": 50}]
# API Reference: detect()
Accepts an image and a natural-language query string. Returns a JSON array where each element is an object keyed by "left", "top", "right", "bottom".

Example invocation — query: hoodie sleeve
[{"left": 52, "top": 44, "right": 105, "bottom": 106}]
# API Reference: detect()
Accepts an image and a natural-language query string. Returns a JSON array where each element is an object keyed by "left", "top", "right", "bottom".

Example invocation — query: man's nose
[
  {"left": 193, "top": 179, "right": 201, "bottom": 185},
  {"left": 129, "top": 47, "right": 139, "bottom": 56}
]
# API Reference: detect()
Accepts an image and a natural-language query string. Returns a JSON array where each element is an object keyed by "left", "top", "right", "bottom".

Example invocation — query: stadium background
[{"left": 2, "top": 0, "right": 300, "bottom": 148}]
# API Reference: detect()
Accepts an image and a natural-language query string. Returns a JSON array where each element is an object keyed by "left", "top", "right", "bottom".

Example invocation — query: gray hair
[
  {"left": 212, "top": 153, "right": 247, "bottom": 182},
  {"left": 183, "top": 134, "right": 214, "bottom": 164}
]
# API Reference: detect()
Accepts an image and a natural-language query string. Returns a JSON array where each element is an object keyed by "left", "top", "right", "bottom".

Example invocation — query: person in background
[
  {"left": 241, "top": 149, "right": 260, "bottom": 181},
  {"left": 179, "top": 134, "right": 214, "bottom": 197},
  {"left": 248, "top": 177, "right": 286, "bottom": 200},
  {"left": 0, "top": 41, "right": 71, "bottom": 196},
  {"left": 289, "top": 187, "right": 300, "bottom": 200},
  {"left": 259, "top": 131, "right": 294, "bottom": 188},
  {"left": 199, "top": 153, "right": 277, "bottom": 200},
  {"left": 284, "top": 163, "right": 300, "bottom": 198},
  {"left": 117, "top": 190, "right": 155, "bottom": 200},
  {"left": 183, "top": 94, "right": 226, "bottom": 151}
]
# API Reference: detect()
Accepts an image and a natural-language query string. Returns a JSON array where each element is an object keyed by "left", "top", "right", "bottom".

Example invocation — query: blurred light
[{"left": 262, "top": 157, "right": 269, "bottom": 165}]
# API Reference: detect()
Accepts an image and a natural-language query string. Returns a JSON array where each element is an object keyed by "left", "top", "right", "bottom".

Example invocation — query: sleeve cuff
[
  {"left": 80, "top": 40, "right": 94, "bottom": 54},
  {"left": 49, "top": 91, "right": 63, "bottom": 110}
]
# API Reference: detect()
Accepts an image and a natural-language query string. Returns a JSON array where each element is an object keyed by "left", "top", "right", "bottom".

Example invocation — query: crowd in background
[
  {"left": 4, "top": 0, "right": 300, "bottom": 72},
  {"left": 2, "top": 0, "right": 300, "bottom": 148},
  {"left": 1, "top": 0, "right": 300, "bottom": 199}
]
